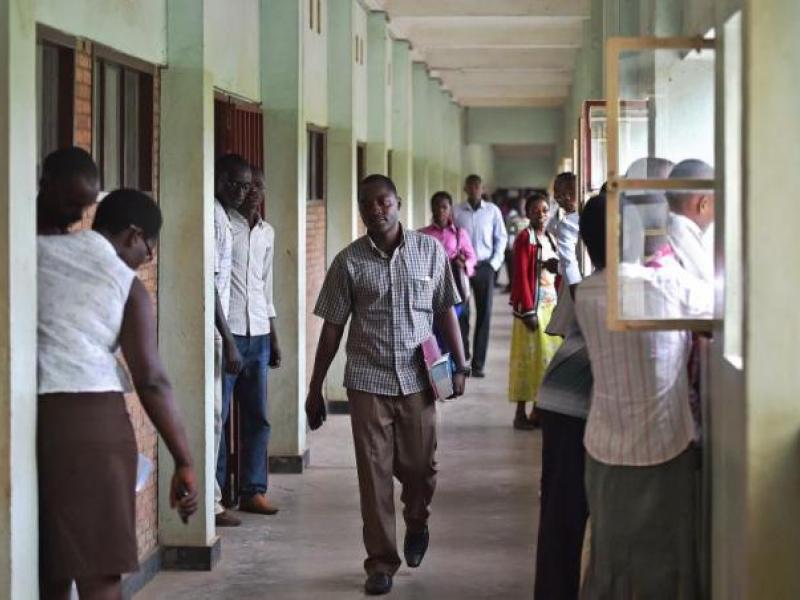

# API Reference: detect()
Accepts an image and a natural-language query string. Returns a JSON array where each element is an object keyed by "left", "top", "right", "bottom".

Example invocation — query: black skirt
[{"left": 37, "top": 392, "right": 139, "bottom": 579}]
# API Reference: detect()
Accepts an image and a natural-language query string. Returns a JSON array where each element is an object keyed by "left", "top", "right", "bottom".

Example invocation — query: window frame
[
  {"left": 35, "top": 26, "right": 76, "bottom": 168},
  {"left": 605, "top": 35, "right": 717, "bottom": 332},
  {"left": 92, "top": 45, "right": 155, "bottom": 192},
  {"left": 307, "top": 126, "right": 327, "bottom": 204}
]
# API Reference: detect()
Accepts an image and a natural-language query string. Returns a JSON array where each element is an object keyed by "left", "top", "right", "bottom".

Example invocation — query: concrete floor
[{"left": 137, "top": 293, "right": 541, "bottom": 599}]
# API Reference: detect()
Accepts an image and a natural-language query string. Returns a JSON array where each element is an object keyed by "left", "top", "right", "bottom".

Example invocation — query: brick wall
[
  {"left": 130, "top": 64, "right": 160, "bottom": 560},
  {"left": 71, "top": 40, "right": 160, "bottom": 560},
  {"left": 306, "top": 201, "right": 327, "bottom": 387}
]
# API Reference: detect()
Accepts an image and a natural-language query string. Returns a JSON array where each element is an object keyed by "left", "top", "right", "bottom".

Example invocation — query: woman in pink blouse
[
  {"left": 419, "top": 191, "right": 477, "bottom": 355},
  {"left": 419, "top": 190, "right": 477, "bottom": 285}
]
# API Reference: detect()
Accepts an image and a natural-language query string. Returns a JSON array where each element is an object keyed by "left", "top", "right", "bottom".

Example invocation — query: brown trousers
[{"left": 347, "top": 388, "right": 438, "bottom": 576}]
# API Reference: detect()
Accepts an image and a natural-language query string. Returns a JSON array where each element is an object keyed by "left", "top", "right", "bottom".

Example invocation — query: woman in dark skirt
[{"left": 36, "top": 147, "right": 198, "bottom": 599}]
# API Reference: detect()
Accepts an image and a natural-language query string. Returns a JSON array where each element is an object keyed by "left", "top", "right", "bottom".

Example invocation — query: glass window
[
  {"left": 93, "top": 58, "right": 154, "bottom": 191},
  {"left": 101, "top": 63, "right": 121, "bottom": 189},
  {"left": 307, "top": 129, "right": 326, "bottom": 202},
  {"left": 606, "top": 36, "right": 716, "bottom": 331},
  {"left": 36, "top": 41, "right": 74, "bottom": 170},
  {"left": 723, "top": 12, "right": 743, "bottom": 367}
]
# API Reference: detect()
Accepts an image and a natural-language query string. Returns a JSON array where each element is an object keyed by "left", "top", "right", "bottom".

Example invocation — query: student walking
[
  {"left": 418, "top": 190, "right": 477, "bottom": 357},
  {"left": 216, "top": 166, "right": 281, "bottom": 515},
  {"left": 36, "top": 148, "right": 197, "bottom": 599},
  {"left": 508, "top": 192, "right": 561, "bottom": 429},
  {"left": 453, "top": 174, "right": 507, "bottom": 378},
  {"left": 305, "top": 175, "right": 469, "bottom": 596}
]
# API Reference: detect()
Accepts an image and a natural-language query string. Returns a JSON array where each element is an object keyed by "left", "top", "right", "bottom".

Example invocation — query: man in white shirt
[
  {"left": 666, "top": 159, "right": 715, "bottom": 284},
  {"left": 216, "top": 167, "right": 281, "bottom": 516},
  {"left": 547, "top": 172, "right": 582, "bottom": 292},
  {"left": 213, "top": 154, "right": 249, "bottom": 527},
  {"left": 453, "top": 174, "right": 508, "bottom": 377},
  {"left": 574, "top": 195, "right": 702, "bottom": 599},
  {"left": 545, "top": 172, "right": 582, "bottom": 337}
]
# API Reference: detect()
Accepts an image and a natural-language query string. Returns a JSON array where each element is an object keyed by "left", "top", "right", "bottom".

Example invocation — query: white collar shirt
[
  {"left": 547, "top": 208, "right": 582, "bottom": 285},
  {"left": 453, "top": 199, "right": 508, "bottom": 272},
  {"left": 668, "top": 213, "right": 714, "bottom": 284},
  {"left": 227, "top": 211, "right": 277, "bottom": 336},
  {"left": 574, "top": 269, "right": 696, "bottom": 466},
  {"left": 214, "top": 198, "right": 233, "bottom": 318}
]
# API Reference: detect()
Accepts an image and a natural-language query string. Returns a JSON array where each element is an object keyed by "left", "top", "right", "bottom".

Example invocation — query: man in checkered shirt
[{"left": 306, "top": 175, "right": 469, "bottom": 596}]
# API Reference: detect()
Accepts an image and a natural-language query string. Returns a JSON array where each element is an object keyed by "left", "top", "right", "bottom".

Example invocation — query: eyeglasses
[
  {"left": 226, "top": 180, "right": 252, "bottom": 192},
  {"left": 130, "top": 225, "right": 156, "bottom": 262},
  {"left": 143, "top": 237, "right": 155, "bottom": 262}
]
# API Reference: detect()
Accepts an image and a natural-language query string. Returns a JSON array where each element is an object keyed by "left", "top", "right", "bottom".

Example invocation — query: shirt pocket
[{"left": 411, "top": 277, "right": 434, "bottom": 313}]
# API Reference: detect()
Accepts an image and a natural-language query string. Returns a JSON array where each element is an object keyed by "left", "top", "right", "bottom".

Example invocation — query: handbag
[{"left": 450, "top": 227, "right": 471, "bottom": 303}]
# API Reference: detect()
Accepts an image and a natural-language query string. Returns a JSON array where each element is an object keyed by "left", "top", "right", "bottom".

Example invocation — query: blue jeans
[{"left": 216, "top": 334, "right": 271, "bottom": 498}]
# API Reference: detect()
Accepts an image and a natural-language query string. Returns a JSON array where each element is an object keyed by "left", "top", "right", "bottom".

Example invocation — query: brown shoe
[
  {"left": 215, "top": 510, "right": 242, "bottom": 527},
  {"left": 239, "top": 493, "right": 279, "bottom": 515}
]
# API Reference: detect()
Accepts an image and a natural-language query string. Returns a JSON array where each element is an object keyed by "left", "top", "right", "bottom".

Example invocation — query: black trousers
[
  {"left": 534, "top": 409, "right": 589, "bottom": 600},
  {"left": 458, "top": 261, "right": 495, "bottom": 371}
]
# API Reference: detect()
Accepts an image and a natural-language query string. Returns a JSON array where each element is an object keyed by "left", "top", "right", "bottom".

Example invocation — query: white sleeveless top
[{"left": 38, "top": 230, "right": 137, "bottom": 394}]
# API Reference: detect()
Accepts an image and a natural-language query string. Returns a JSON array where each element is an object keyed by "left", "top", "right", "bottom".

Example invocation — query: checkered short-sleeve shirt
[{"left": 314, "top": 228, "right": 461, "bottom": 396}]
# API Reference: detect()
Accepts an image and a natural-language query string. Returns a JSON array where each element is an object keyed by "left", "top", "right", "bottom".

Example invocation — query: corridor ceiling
[{"left": 364, "top": 0, "right": 590, "bottom": 107}]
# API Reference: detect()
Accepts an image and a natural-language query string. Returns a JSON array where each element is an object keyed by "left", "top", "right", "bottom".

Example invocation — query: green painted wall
[
  {"left": 206, "top": 0, "right": 261, "bottom": 101},
  {"left": 36, "top": 0, "right": 167, "bottom": 64},
  {"left": 740, "top": 1, "right": 800, "bottom": 597},
  {"left": 303, "top": 0, "right": 328, "bottom": 127},
  {"left": 462, "top": 143, "right": 495, "bottom": 192},
  {"left": 467, "top": 107, "right": 563, "bottom": 146},
  {"left": 353, "top": 3, "right": 368, "bottom": 141},
  {"left": 494, "top": 155, "right": 554, "bottom": 189}
]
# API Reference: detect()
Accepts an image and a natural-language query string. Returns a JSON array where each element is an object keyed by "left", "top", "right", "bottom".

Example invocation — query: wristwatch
[{"left": 453, "top": 365, "right": 472, "bottom": 377}]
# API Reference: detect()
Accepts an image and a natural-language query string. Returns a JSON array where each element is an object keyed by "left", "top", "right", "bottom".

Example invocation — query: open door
[{"left": 214, "top": 93, "right": 265, "bottom": 506}]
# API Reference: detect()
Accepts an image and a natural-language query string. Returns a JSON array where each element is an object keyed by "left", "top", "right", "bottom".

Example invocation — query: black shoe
[
  {"left": 513, "top": 416, "right": 536, "bottom": 430},
  {"left": 472, "top": 368, "right": 486, "bottom": 378},
  {"left": 404, "top": 526, "right": 430, "bottom": 568},
  {"left": 365, "top": 573, "right": 393, "bottom": 595}
]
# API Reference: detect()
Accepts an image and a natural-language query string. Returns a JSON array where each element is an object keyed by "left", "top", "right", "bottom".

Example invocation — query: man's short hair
[
  {"left": 625, "top": 157, "right": 674, "bottom": 180},
  {"left": 464, "top": 174, "right": 482, "bottom": 186},
  {"left": 93, "top": 189, "right": 163, "bottom": 240},
  {"left": 580, "top": 194, "right": 606, "bottom": 270},
  {"left": 553, "top": 172, "right": 576, "bottom": 191},
  {"left": 430, "top": 190, "right": 453, "bottom": 210},
  {"left": 666, "top": 159, "right": 714, "bottom": 210},
  {"left": 215, "top": 153, "right": 250, "bottom": 180},
  {"left": 358, "top": 174, "right": 398, "bottom": 204},
  {"left": 40, "top": 147, "right": 98, "bottom": 186}
]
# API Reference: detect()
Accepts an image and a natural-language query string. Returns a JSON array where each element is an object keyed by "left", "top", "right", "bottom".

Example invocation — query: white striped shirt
[
  {"left": 574, "top": 269, "right": 696, "bottom": 466},
  {"left": 227, "top": 211, "right": 277, "bottom": 336},
  {"left": 214, "top": 198, "right": 233, "bottom": 318}
]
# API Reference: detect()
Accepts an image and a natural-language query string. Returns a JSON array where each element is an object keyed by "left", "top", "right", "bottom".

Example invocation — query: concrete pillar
[
  {"left": 0, "top": 0, "right": 39, "bottom": 593},
  {"left": 412, "top": 62, "right": 429, "bottom": 228},
  {"left": 427, "top": 78, "right": 444, "bottom": 195},
  {"left": 708, "top": 2, "right": 800, "bottom": 598},
  {"left": 446, "top": 100, "right": 463, "bottom": 197},
  {"left": 325, "top": 0, "right": 359, "bottom": 404},
  {"left": 260, "top": 0, "right": 309, "bottom": 468},
  {"left": 157, "top": 0, "right": 219, "bottom": 566},
  {"left": 391, "top": 40, "right": 413, "bottom": 225},
  {"left": 366, "top": 11, "right": 391, "bottom": 175}
]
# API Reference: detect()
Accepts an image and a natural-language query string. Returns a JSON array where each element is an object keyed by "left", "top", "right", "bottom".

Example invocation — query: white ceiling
[{"left": 364, "top": 0, "right": 590, "bottom": 107}]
